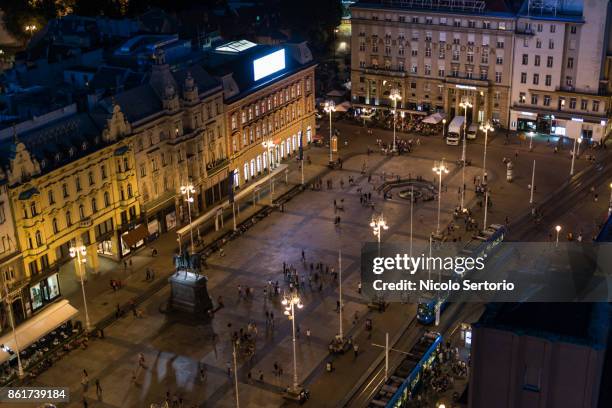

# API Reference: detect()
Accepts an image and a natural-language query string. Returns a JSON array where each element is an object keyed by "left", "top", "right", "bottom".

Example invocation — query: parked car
[{"left": 467, "top": 123, "right": 478, "bottom": 140}]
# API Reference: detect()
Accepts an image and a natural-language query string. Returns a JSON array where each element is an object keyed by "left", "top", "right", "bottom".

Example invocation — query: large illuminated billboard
[{"left": 253, "top": 49, "right": 286, "bottom": 81}]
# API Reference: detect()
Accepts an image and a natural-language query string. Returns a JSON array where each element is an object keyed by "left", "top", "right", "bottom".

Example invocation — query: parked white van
[
  {"left": 446, "top": 116, "right": 465, "bottom": 146},
  {"left": 467, "top": 123, "right": 478, "bottom": 140}
]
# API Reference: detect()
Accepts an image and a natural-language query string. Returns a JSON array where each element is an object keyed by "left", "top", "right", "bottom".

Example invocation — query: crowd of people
[{"left": 411, "top": 341, "right": 469, "bottom": 408}]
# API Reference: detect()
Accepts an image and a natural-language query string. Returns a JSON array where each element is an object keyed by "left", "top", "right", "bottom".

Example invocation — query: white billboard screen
[{"left": 253, "top": 49, "right": 286, "bottom": 81}]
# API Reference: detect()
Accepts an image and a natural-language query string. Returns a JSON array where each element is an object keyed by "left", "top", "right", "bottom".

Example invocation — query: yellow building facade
[{"left": 1, "top": 107, "right": 140, "bottom": 316}]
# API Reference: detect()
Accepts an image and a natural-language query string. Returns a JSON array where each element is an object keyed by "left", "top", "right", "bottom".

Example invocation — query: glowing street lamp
[
  {"left": 389, "top": 88, "right": 401, "bottom": 152},
  {"left": 370, "top": 214, "right": 389, "bottom": 254},
  {"left": 282, "top": 293, "right": 304, "bottom": 392},
  {"left": 24, "top": 25, "right": 37, "bottom": 35},
  {"left": 262, "top": 139, "right": 275, "bottom": 204},
  {"left": 479, "top": 121, "right": 493, "bottom": 181},
  {"left": 180, "top": 184, "right": 196, "bottom": 253},
  {"left": 459, "top": 100, "right": 473, "bottom": 210},
  {"left": 555, "top": 225, "right": 562, "bottom": 247},
  {"left": 433, "top": 159, "right": 450, "bottom": 236},
  {"left": 577, "top": 137, "right": 583, "bottom": 156},
  {"left": 442, "top": 118, "right": 447, "bottom": 139},
  {"left": 324, "top": 101, "right": 336, "bottom": 163},
  {"left": 70, "top": 244, "right": 92, "bottom": 331}
]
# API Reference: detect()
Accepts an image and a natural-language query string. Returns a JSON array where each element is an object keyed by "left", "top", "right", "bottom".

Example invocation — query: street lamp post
[
  {"left": 409, "top": 185, "right": 414, "bottom": 258},
  {"left": 180, "top": 184, "right": 196, "bottom": 254},
  {"left": 282, "top": 293, "right": 304, "bottom": 392},
  {"left": 24, "top": 24, "right": 37, "bottom": 41},
  {"left": 70, "top": 244, "right": 92, "bottom": 331},
  {"left": 370, "top": 214, "right": 389, "bottom": 254},
  {"left": 570, "top": 137, "right": 578, "bottom": 176},
  {"left": 555, "top": 225, "right": 562, "bottom": 247},
  {"left": 442, "top": 118, "right": 447, "bottom": 139},
  {"left": 3, "top": 283, "right": 24, "bottom": 378},
  {"left": 324, "top": 101, "right": 336, "bottom": 163},
  {"left": 389, "top": 88, "right": 401, "bottom": 152},
  {"left": 262, "top": 140, "right": 275, "bottom": 205},
  {"left": 232, "top": 341, "right": 240, "bottom": 408},
  {"left": 338, "top": 249, "right": 343, "bottom": 340},
  {"left": 530, "top": 160, "right": 536, "bottom": 204},
  {"left": 459, "top": 100, "right": 473, "bottom": 211},
  {"left": 479, "top": 122, "right": 493, "bottom": 181},
  {"left": 433, "top": 160, "right": 449, "bottom": 236},
  {"left": 528, "top": 132, "right": 534, "bottom": 151}
]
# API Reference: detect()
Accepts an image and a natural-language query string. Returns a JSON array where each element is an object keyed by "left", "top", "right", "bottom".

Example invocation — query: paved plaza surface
[{"left": 10, "top": 121, "right": 611, "bottom": 408}]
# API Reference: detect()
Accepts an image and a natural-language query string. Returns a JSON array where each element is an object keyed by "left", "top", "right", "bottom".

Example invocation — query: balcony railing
[{"left": 79, "top": 217, "right": 93, "bottom": 228}]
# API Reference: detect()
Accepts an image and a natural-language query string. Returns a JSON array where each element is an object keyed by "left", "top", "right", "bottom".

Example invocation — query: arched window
[
  {"left": 104, "top": 191, "right": 110, "bottom": 206},
  {"left": 66, "top": 211, "right": 72, "bottom": 226},
  {"left": 127, "top": 183, "right": 133, "bottom": 198},
  {"left": 91, "top": 198, "right": 97, "bottom": 213},
  {"left": 79, "top": 204, "right": 85, "bottom": 220},
  {"left": 52, "top": 218, "right": 59, "bottom": 234},
  {"left": 243, "top": 163, "right": 249, "bottom": 182},
  {"left": 35, "top": 230, "right": 42, "bottom": 246}
]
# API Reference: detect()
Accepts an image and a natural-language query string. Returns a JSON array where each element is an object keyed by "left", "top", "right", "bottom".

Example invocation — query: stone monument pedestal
[{"left": 168, "top": 270, "right": 213, "bottom": 314}]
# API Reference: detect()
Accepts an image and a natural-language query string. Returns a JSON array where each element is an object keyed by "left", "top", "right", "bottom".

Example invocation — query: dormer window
[
  {"left": 55, "top": 153, "right": 61, "bottom": 162},
  {"left": 40, "top": 159, "right": 46, "bottom": 168},
  {"left": 69, "top": 147, "right": 75, "bottom": 157},
  {"left": 81, "top": 142, "right": 88, "bottom": 151}
]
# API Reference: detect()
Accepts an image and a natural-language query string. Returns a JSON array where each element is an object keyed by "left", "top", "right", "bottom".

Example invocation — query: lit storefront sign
[
  {"left": 456, "top": 84, "right": 477, "bottom": 90},
  {"left": 30, "top": 273, "right": 61, "bottom": 311},
  {"left": 571, "top": 117, "right": 584, "bottom": 122}
]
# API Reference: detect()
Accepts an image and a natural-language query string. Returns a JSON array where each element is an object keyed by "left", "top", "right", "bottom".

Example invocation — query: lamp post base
[{"left": 283, "top": 385, "right": 309, "bottom": 403}]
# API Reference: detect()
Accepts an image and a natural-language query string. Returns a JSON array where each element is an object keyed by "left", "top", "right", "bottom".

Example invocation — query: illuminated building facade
[
  {"left": 204, "top": 40, "right": 317, "bottom": 189},
  {"left": 0, "top": 109, "right": 140, "bottom": 320},
  {"left": 111, "top": 49, "right": 227, "bottom": 235},
  {"left": 509, "top": 0, "right": 611, "bottom": 141},
  {"left": 350, "top": 0, "right": 516, "bottom": 127}
]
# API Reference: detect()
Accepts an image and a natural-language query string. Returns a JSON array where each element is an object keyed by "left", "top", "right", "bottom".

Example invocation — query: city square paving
[{"left": 10, "top": 121, "right": 608, "bottom": 408}]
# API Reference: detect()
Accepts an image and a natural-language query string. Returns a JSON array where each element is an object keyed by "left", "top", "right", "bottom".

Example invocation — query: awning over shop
[
  {"left": 335, "top": 101, "right": 352, "bottom": 112},
  {"left": 0, "top": 300, "right": 78, "bottom": 364},
  {"left": 423, "top": 112, "right": 446, "bottom": 124},
  {"left": 121, "top": 224, "right": 148, "bottom": 248}
]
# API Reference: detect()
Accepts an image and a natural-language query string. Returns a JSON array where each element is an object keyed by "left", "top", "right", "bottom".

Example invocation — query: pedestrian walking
[
  {"left": 199, "top": 365, "right": 207, "bottom": 382},
  {"left": 138, "top": 352, "right": 146, "bottom": 368},
  {"left": 226, "top": 361, "right": 232, "bottom": 378},
  {"left": 354, "top": 343, "right": 359, "bottom": 358},
  {"left": 81, "top": 369, "right": 89, "bottom": 391},
  {"left": 95, "top": 378, "right": 102, "bottom": 397},
  {"left": 82, "top": 397, "right": 88, "bottom": 408},
  {"left": 306, "top": 328, "right": 311, "bottom": 343}
]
